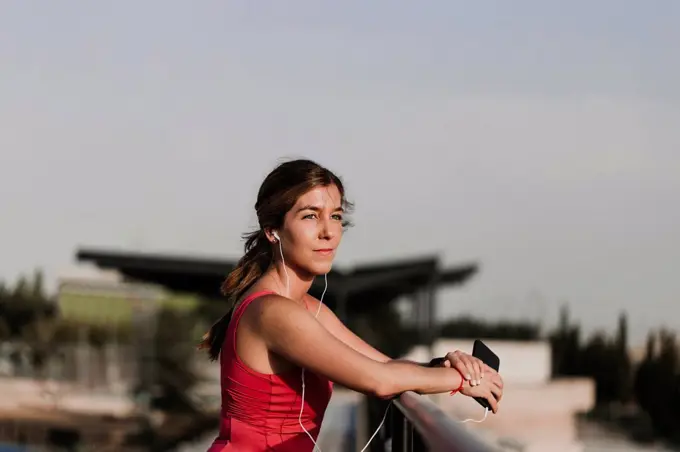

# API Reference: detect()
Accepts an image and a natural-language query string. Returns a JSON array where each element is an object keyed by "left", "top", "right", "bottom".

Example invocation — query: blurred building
[{"left": 75, "top": 247, "right": 479, "bottom": 343}]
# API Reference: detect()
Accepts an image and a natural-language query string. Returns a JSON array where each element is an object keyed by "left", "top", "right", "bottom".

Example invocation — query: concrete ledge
[{"left": 0, "top": 377, "right": 135, "bottom": 417}]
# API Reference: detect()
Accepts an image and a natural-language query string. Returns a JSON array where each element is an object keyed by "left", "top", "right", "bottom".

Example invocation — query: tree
[
  {"left": 580, "top": 332, "right": 623, "bottom": 404},
  {"left": 140, "top": 306, "right": 203, "bottom": 413},
  {"left": 549, "top": 304, "right": 582, "bottom": 377},
  {"left": 12, "top": 275, "right": 30, "bottom": 298},
  {"left": 614, "top": 313, "right": 632, "bottom": 402},
  {"left": 31, "top": 269, "right": 46, "bottom": 300},
  {"left": 633, "top": 329, "right": 680, "bottom": 443},
  {"left": 549, "top": 308, "right": 634, "bottom": 405},
  {"left": 0, "top": 270, "right": 57, "bottom": 376},
  {"left": 645, "top": 332, "right": 656, "bottom": 360},
  {"left": 0, "top": 317, "right": 10, "bottom": 341}
]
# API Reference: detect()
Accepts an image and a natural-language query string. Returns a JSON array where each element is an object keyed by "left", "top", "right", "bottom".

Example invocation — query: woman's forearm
[
  {"left": 388, "top": 357, "right": 444, "bottom": 367},
  {"left": 379, "top": 360, "right": 463, "bottom": 397}
]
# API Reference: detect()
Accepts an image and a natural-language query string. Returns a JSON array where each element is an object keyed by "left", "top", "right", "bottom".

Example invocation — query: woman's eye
[{"left": 303, "top": 213, "right": 344, "bottom": 221}]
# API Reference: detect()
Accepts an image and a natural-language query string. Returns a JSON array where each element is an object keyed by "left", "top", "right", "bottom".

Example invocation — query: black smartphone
[{"left": 472, "top": 339, "right": 500, "bottom": 410}]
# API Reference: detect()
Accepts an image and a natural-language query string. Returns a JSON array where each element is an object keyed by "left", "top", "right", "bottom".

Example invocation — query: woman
[{"left": 201, "top": 159, "right": 503, "bottom": 451}]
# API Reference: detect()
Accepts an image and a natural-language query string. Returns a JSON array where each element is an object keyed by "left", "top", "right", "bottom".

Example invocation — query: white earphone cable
[
  {"left": 277, "top": 237, "right": 290, "bottom": 299},
  {"left": 360, "top": 402, "right": 390, "bottom": 452},
  {"left": 297, "top": 272, "right": 325, "bottom": 450},
  {"left": 457, "top": 407, "right": 489, "bottom": 423},
  {"left": 276, "top": 238, "right": 320, "bottom": 449}
]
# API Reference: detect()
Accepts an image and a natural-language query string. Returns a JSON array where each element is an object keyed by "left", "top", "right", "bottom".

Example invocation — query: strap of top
[{"left": 227, "top": 290, "right": 277, "bottom": 357}]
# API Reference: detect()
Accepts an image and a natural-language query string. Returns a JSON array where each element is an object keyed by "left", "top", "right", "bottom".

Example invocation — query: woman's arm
[
  {"left": 305, "top": 294, "right": 493, "bottom": 385},
  {"left": 306, "top": 295, "right": 444, "bottom": 366},
  {"left": 304, "top": 294, "right": 392, "bottom": 362},
  {"left": 252, "top": 294, "right": 464, "bottom": 398}
]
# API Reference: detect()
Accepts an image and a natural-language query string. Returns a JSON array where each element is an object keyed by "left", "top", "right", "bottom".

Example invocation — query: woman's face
[{"left": 276, "top": 184, "right": 345, "bottom": 276}]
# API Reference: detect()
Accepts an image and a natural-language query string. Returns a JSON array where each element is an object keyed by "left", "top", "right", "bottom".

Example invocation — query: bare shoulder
[
  {"left": 247, "top": 293, "right": 299, "bottom": 315},
  {"left": 245, "top": 293, "right": 311, "bottom": 331},
  {"left": 302, "top": 293, "right": 333, "bottom": 317}
]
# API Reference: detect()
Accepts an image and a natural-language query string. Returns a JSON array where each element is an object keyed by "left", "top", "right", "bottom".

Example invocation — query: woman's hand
[
  {"left": 435, "top": 350, "right": 504, "bottom": 413},
  {"left": 460, "top": 371, "right": 503, "bottom": 413},
  {"left": 440, "top": 350, "right": 486, "bottom": 386}
]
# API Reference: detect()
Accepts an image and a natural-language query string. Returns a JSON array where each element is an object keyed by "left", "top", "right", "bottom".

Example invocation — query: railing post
[
  {"left": 391, "top": 402, "right": 405, "bottom": 452},
  {"left": 412, "top": 429, "right": 426, "bottom": 452},
  {"left": 405, "top": 419, "right": 414, "bottom": 451}
]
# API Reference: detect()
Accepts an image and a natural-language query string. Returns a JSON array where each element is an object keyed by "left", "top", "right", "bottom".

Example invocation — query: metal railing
[{"left": 390, "top": 392, "right": 495, "bottom": 452}]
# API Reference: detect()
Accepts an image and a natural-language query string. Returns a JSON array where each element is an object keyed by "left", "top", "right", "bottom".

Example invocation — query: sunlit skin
[{"left": 234, "top": 184, "right": 504, "bottom": 412}]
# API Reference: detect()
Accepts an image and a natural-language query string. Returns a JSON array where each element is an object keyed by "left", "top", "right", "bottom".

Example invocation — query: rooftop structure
[{"left": 75, "top": 247, "right": 479, "bottom": 339}]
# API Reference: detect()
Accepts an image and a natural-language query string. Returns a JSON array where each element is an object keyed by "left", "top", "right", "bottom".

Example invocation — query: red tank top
[{"left": 208, "top": 291, "right": 333, "bottom": 451}]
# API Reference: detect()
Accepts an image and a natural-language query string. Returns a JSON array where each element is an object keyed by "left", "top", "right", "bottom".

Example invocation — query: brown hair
[{"left": 200, "top": 159, "right": 352, "bottom": 361}]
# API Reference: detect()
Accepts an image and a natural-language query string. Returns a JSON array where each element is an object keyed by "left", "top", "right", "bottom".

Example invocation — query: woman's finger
[
  {"left": 461, "top": 355, "right": 482, "bottom": 385},
  {"left": 446, "top": 352, "right": 472, "bottom": 381},
  {"left": 485, "top": 389, "right": 499, "bottom": 414},
  {"left": 490, "top": 381, "right": 503, "bottom": 402},
  {"left": 492, "top": 373, "right": 503, "bottom": 389},
  {"left": 458, "top": 355, "right": 477, "bottom": 385},
  {"left": 471, "top": 357, "right": 484, "bottom": 384}
]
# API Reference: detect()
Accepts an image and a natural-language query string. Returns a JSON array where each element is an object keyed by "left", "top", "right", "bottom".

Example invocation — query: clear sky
[{"left": 2, "top": 1, "right": 679, "bottom": 345}]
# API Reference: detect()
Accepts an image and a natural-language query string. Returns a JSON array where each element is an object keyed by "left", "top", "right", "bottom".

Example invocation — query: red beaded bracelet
[{"left": 450, "top": 368, "right": 465, "bottom": 395}]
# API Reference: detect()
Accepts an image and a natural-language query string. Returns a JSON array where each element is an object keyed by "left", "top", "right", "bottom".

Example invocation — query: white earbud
[{"left": 273, "top": 230, "right": 280, "bottom": 241}]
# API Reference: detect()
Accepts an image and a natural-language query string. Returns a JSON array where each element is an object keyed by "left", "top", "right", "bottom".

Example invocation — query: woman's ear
[{"left": 264, "top": 228, "right": 279, "bottom": 243}]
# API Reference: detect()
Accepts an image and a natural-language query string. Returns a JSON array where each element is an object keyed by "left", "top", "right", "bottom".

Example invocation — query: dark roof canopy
[{"left": 76, "top": 248, "right": 478, "bottom": 309}]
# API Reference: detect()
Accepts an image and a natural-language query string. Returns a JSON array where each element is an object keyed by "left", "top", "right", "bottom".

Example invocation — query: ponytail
[{"left": 199, "top": 230, "right": 272, "bottom": 361}]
